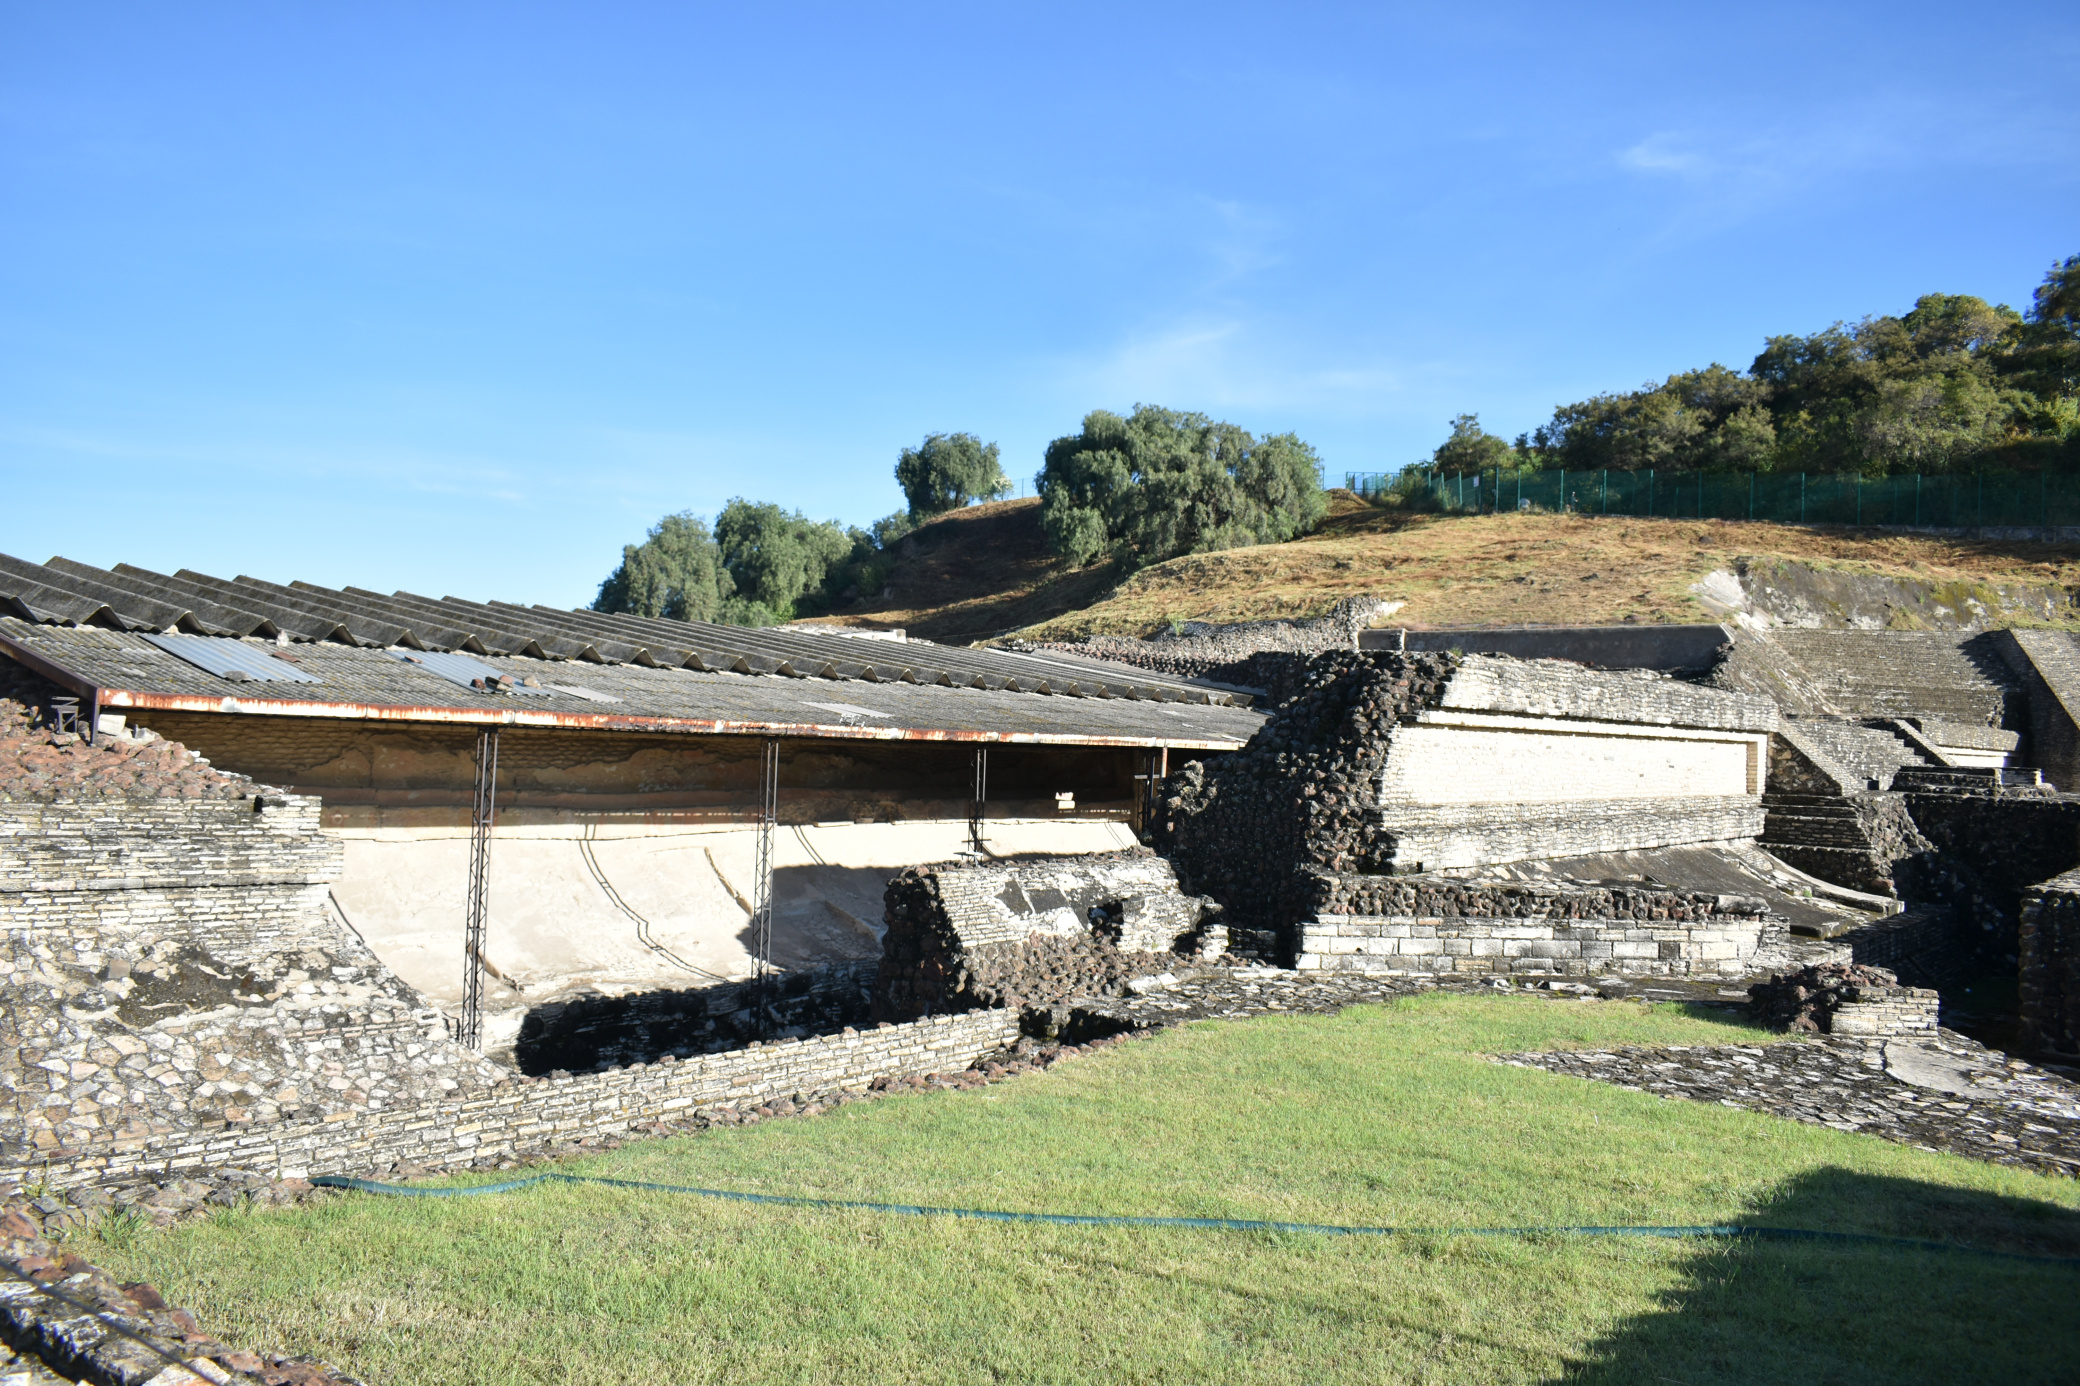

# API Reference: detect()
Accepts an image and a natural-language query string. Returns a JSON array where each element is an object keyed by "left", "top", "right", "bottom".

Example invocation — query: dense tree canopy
[
  {"left": 1431, "top": 254, "right": 2080, "bottom": 477},
  {"left": 1038, "top": 405, "right": 1327, "bottom": 569},
  {"left": 895, "top": 432, "right": 1009, "bottom": 518},
  {"left": 591, "top": 512, "right": 733, "bottom": 622},
  {"left": 712, "top": 500, "right": 857, "bottom": 626}
]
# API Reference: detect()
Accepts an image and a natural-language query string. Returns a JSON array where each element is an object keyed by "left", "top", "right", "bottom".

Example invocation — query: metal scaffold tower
[
  {"left": 967, "top": 746, "right": 989, "bottom": 858},
  {"left": 751, "top": 739, "right": 779, "bottom": 1023},
  {"left": 459, "top": 726, "right": 499, "bottom": 1050}
]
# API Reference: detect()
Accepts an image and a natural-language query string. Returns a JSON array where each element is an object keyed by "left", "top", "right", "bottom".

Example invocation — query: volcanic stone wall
[
  {"left": 514, "top": 959, "right": 879, "bottom": 1074},
  {"left": 1902, "top": 791, "right": 2080, "bottom": 963},
  {"left": 1155, "top": 651, "right": 1775, "bottom": 960},
  {"left": 2019, "top": 869, "right": 2080, "bottom": 1057},
  {"left": 1297, "top": 873, "right": 1779, "bottom": 978},
  {"left": 0, "top": 1008, "right": 1022, "bottom": 1193},
  {"left": 873, "top": 852, "right": 1224, "bottom": 1020},
  {"left": 1155, "top": 651, "right": 1458, "bottom": 957},
  {"left": 0, "top": 792, "right": 513, "bottom": 1165}
]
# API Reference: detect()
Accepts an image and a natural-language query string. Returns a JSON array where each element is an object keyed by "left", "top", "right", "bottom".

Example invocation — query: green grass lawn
[{"left": 93, "top": 995, "right": 2080, "bottom": 1385}]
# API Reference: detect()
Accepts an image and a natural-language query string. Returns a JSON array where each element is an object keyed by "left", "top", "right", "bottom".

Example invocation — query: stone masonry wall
[
  {"left": 0, "top": 1008, "right": 1022, "bottom": 1192},
  {"left": 1295, "top": 911, "right": 1779, "bottom": 978},
  {"left": 1902, "top": 792, "right": 2080, "bottom": 964},
  {"left": 873, "top": 852, "right": 1224, "bottom": 1021},
  {"left": 1157, "top": 651, "right": 1776, "bottom": 960},
  {"left": 2019, "top": 869, "right": 2080, "bottom": 1057},
  {"left": 515, "top": 959, "right": 880, "bottom": 1075},
  {"left": 0, "top": 792, "right": 515, "bottom": 1165},
  {"left": 1157, "top": 651, "right": 1459, "bottom": 959}
]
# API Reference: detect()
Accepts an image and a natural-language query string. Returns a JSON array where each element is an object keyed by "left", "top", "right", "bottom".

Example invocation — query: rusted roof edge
[{"left": 90, "top": 687, "right": 1249, "bottom": 750}]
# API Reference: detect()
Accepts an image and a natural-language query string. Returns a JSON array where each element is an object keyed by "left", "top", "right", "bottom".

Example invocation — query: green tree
[
  {"left": 2003, "top": 254, "right": 2080, "bottom": 402},
  {"left": 895, "top": 432, "right": 1009, "bottom": 519},
  {"left": 1519, "top": 265, "right": 2080, "bottom": 477},
  {"left": 1430, "top": 414, "right": 1516, "bottom": 474},
  {"left": 1037, "top": 405, "right": 1326, "bottom": 569},
  {"left": 591, "top": 512, "right": 733, "bottom": 622},
  {"left": 713, "top": 499, "right": 854, "bottom": 624}
]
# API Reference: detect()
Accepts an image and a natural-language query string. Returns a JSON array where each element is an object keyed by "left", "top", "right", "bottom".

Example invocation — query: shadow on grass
[{"left": 1556, "top": 1167, "right": 2080, "bottom": 1386}]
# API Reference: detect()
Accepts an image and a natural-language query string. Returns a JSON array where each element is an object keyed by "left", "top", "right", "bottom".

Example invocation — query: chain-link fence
[{"left": 1343, "top": 468, "right": 2080, "bottom": 528}]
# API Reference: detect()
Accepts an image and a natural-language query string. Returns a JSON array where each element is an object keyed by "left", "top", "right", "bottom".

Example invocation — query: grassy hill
[{"left": 811, "top": 492, "right": 2080, "bottom": 643}]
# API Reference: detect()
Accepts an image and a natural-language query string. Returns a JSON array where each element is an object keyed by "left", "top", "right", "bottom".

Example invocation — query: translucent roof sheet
[
  {"left": 386, "top": 648, "right": 557, "bottom": 695},
  {"left": 140, "top": 633, "right": 324, "bottom": 684}
]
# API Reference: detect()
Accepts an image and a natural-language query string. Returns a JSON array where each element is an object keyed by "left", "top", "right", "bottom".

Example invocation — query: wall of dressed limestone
[{"left": 1295, "top": 913, "right": 1778, "bottom": 978}]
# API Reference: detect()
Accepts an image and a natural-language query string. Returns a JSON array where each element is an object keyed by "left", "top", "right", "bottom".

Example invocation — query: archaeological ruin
[{"left": 1, "top": 544, "right": 2079, "bottom": 1216}]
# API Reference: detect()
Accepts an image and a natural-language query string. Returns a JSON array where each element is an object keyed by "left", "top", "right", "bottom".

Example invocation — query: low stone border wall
[
  {"left": 1296, "top": 912, "right": 1778, "bottom": 978},
  {"left": 0, "top": 1008, "right": 1021, "bottom": 1194},
  {"left": 1826, "top": 985, "right": 1940, "bottom": 1038}
]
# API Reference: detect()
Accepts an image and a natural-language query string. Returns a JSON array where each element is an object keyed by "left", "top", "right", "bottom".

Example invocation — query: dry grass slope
[{"left": 809, "top": 493, "right": 2080, "bottom": 642}]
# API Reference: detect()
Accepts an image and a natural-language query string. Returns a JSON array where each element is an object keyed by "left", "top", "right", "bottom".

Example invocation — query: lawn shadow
[{"left": 1555, "top": 1167, "right": 2080, "bottom": 1386}]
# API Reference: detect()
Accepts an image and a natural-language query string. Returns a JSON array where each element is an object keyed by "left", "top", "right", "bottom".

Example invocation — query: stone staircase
[
  {"left": 1786, "top": 718, "right": 1931, "bottom": 790},
  {"left": 1759, "top": 719, "right": 1934, "bottom": 896},
  {"left": 1766, "top": 630, "right": 2020, "bottom": 726},
  {"left": 1889, "top": 764, "right": 2053, "bottom": 796}
]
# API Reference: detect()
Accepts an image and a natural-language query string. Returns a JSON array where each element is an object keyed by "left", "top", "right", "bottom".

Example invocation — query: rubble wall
[
  {"left": 0, "top": 1009, "right": 1022, "bottom": 1192},
  {"left": 0, "top": 793, "right": 511, "bottom": 1165},
  {"left": 2019, "top": 870, "right": 2080, "bottom": 1057},
  {"left": 873, "top": 852, "right": 1223, "bottom": 1020},
  {"left": 1297, "top": 872, "right": 1779, "bottom": 978},
  {"left": 1156, "top": 651, "right": 1776, "bottom": 959}
]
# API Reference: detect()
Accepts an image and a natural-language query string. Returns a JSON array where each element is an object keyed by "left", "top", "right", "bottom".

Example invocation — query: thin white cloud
[
  {"left": 1047, "top": 317, "right": 1411, "bottom": 417},
  {"left": 1618, "top": 133, "right": 1709, "bottom": 177}
]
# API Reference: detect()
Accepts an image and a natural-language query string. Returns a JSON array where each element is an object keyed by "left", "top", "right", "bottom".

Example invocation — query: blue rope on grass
[{"left": 312, "top": 1174, "right": 2080, "bottom": 1268}]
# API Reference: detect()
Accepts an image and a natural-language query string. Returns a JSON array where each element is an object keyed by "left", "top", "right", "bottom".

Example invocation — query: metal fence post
[
  {"left": 1914, "top": 473, "right": 1921, "bottom": 527},
  {"left": 1647, "top": 469, "right": 1654, "bottom": 517},
  {"left": 1855, "top": 474, "right": 1861, "bottom": 527},
  {"left": 1799, "top": 473, "right": 1806, "bottom": 524}
]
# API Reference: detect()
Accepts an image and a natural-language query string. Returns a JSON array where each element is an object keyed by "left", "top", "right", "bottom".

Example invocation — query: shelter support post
[
  {"left": 967, "top": 746, "right": 989, "bottom": 857},
  {"left": 752, "top": 739, "right": 778, "bottom": 1003},
  {"left": 459, "top": 725, "right": 499, "bottom": 1050}
]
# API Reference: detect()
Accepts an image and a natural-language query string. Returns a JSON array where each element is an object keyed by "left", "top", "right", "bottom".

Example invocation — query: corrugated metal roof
[
  {"left": 0, "top": 549, "right": 1248, "bottom": 708},
  {"left": 0, "top": 617, "right": 1261, "bottom": 749},
  {"left": 387, "top": 648, "right": 557, "bottom": 695},
  {"left": 141, "top": 633, "right": 325, "bottom": 684}
]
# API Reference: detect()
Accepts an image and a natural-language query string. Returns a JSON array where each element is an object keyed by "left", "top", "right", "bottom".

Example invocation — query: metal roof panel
[{"left": 140, "top": 633, "right": 325, "bottom": 683}]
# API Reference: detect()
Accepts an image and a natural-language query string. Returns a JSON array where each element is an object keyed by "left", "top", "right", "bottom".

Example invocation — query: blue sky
[{"left": 3, "top": 3, "right": 2076, "bottom": 608}]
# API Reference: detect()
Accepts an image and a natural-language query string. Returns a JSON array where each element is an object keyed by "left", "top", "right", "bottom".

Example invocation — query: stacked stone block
[
  {"left": 873, "top": 852, "right": 1224, "bottom": 1021},
  {"left": 1298, "top": 875, "right": 1779, "bottom": 978},
  {"left": 2019, "top": 868, "right": 2080, "bottom": 1057}
]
